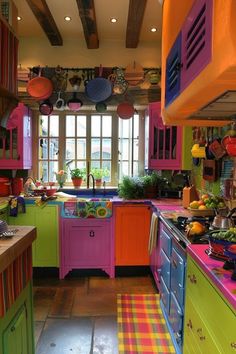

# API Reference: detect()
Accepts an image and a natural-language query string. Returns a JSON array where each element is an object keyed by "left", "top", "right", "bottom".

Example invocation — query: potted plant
[
  {"left": 70, "top": 168, "right": 86, "bottom": 187},
  {"left": 91, "top": 168, "right": 110, "bottom": 187},
  {"left": 118, "top": 176, "right": 145, "bottom": 199},
  {"left": 142, "top": 171, "right": 167, "bottom": 199}
]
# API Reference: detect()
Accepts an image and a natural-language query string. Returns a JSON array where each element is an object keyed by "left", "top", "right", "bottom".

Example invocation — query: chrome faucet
[{"left": 87, "top": 173, "right": 95, "bottom": 195}]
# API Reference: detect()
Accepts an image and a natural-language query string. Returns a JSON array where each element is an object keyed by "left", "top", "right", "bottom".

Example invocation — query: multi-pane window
[
  {"left": 118, "top": 114, "right": 140, "bottom": 179},
  {"left": 36, "top": 111, "right": 142, "bottom": 186},
  {"left": 38, "top": 115, "right": 59, "bottom": 183},
  {"left": 65, "top": 115, "right": 87, "bottom": 179}
]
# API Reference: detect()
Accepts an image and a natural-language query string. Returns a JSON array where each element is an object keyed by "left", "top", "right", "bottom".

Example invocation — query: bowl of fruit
[
  {"left": 207, "top": 229, "right": 236, "bottom": 260},
  {"left": 188, "top": 194, "right": 225, "bottom": 217}
]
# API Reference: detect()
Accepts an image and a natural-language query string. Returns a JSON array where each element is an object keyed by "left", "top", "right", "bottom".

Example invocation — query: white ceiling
[{"left": 14, "top": 0, "right": 162, "bottom": 43}]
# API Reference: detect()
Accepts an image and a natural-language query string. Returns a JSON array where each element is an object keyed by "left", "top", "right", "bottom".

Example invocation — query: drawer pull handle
[
  {"left": 197, "top": 328, "right": 205, "bottom": 341},
  {"left": 188, "top": 274, "right": 197, "bottom": 284},
  {"left": 187, "top": 319, "right": 192, "bottom": 329},
  {"left": 89, "top": 230, "right": 95, "bottom": 237},
  {"left": 231, "top": 342, "right": 236, "bottom": 349},
  {"left": 172, "top": 260, "right": 178, "bottom": 268}
]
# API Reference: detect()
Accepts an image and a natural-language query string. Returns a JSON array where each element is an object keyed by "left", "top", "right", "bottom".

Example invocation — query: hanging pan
[
  {"left": 117, "top": 102, "right": 135, "bottom": 119},
  {"left": 67, "top": 92, "right": 83, "bottom": 111},
  {"left": 39, "top": 100, "right": 53, "bottom": 115},
  {"left": 85, "top": 65, "right": 113, "bottom": 103},
  {"left": 27, "top": 67, "right": 53, "bottom": 100}
]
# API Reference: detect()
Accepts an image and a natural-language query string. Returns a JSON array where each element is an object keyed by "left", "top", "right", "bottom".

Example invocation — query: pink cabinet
[
  {"left": 0, "top": 103, "right": 32, "bottom": 169},
  {"left": 60, "top": 218, "right": 114, "bottom": 279},
  {"left": 145, "top": 102, "right": 192, "bottom": 170}
]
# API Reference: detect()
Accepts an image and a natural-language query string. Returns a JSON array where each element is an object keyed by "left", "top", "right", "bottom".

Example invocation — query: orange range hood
[{"left": 161, "top": 0, "right": 236, "bottom": 127}]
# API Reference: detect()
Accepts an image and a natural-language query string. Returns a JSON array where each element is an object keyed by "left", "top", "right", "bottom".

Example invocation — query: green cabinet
[
  {"left": 0, "top": 282, "right": 35, "bottom": 354},
  {"left": 9, "top": 204, "right": 59, "bottom": 267},
  {"left": 183, "top": 256, "right": 236, "bottom": 354}
]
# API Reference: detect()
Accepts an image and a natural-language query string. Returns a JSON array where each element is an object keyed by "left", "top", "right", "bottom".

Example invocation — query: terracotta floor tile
[
  {"left": 34, "top": 287, "right": 57, "bottom": 321},
  {"left": 48, "top": 287, "right": 76, "bottom": 318},
  {"left": 72, "top": 290, "right": 117, "bottom": 317},
  {"left": 88, "top": 276, "right": 123, "bottom": 293}
]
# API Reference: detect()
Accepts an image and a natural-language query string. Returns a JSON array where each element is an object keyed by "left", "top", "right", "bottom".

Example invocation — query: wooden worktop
[{"left": 0, "top": 226, "right": 36, "bottom": 273}]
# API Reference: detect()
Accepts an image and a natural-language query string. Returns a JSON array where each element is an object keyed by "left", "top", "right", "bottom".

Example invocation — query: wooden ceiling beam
[
  {"left": 26, "top": 0, "right": 63, "bottom": 46},
  {"left": 126, "top": 0, "right": 147, "bottom": 48},
  {"left": 76, "top": 0, "right": 99, "bottom": 49}
]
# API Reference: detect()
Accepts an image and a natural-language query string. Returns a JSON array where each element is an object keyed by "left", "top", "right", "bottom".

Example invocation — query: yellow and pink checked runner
[{"left": 117, "top": 294, "right": 176, "bottom": 354}]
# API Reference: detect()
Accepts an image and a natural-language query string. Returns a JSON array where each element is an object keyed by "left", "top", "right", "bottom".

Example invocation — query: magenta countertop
[{"left": 187, "top": 244, "right": 236, "bottom": 311}]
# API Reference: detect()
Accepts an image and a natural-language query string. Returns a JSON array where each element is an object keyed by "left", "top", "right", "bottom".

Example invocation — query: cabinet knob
[
  {"left": 197, "top": 328, "right": 205, "bottom": 341},
  {"left": 187, "top": 319, "right": 193, "bottom": 329},
  {"left": 188, "top": 274, "right": 197, "bottom": 284},
  {"left": 89, "top": 230, "right": 95, "bottom": 237}
]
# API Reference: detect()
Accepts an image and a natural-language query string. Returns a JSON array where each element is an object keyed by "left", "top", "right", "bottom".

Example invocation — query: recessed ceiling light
[
  {"left": 17, "top": 16, "right": 22, "bottom": 21},
  {"left": 64, "top": 16, "right": 71, "bottom": 22},
  {"left": 110, "top": 18, "right": 117, "bottom": 23},
  {"left": 150, "top": 27, "right": 157, "bottom": 32}
]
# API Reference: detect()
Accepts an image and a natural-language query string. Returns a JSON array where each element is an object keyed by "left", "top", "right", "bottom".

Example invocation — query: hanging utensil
[{"left": 54, "top": 91, "right": 65, "bottom": 111}]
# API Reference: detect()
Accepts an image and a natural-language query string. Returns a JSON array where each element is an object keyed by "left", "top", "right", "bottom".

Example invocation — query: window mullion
[{"left": 59, "top": 111, "right": 66, "bottom": 171}]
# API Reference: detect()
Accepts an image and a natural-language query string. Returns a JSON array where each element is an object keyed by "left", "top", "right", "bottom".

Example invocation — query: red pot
[{"left": 72, "top": 177, "right": 83, "bottom": 187}]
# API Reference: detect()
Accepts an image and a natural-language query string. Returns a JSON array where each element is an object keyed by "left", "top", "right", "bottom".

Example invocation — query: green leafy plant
[
  {"left": 91, "top": 168, "right": 110, "bottom": 179},
  {"left": 70, "top": 168, "right": 86, "bottom": 179},
  {"left": 118, "top": 176, "right": 145, "bottom": 199},
  {"left": 142, "top": 171, "right": 167, "bottom": 189}
]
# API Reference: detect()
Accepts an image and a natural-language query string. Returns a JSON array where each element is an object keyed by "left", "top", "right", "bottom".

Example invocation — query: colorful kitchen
[{"left": 0, "top": 0, "right": 235, "bottom": 353}]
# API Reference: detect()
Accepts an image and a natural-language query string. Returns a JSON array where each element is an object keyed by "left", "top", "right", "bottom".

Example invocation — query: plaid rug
[{"left": 117, "top": 294, "right": 176, "bottom": 354}]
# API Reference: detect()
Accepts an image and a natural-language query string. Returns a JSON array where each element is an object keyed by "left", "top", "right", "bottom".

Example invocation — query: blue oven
[{"left": 159, "top": 219, "right": 187, "bottom": 354}]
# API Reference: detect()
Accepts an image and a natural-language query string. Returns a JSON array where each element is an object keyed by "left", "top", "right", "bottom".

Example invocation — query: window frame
[{"left": 31, "top": 110, "right": 144, "bottom": 187}]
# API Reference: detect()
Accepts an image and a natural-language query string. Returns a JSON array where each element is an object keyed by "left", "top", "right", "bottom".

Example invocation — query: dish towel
[
  {"left": 9, "top": 196, "right": 26, "bottom": 217},
  {"left": 148, "top": 212, "right": 158, "bottom": 254}
]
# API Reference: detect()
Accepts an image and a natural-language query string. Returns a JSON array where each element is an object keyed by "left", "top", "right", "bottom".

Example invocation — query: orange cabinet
[{"left": 115, "top": 205, "right": 151, "bottom": 266}]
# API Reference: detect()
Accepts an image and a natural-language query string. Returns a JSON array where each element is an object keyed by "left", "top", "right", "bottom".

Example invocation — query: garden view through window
[{"left": 37, "top": 112, "right": 141, "bottom": 186}]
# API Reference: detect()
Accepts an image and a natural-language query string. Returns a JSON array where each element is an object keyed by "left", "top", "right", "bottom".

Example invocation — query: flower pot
[
  {"left": 72, "top": 177, "right": 83, "bottom": 187},
  {"left": 144, "top": 186, "right": 158, "bottom": 199},
  {"left": 95, "top": 178, "right": 102, "bottom": 187}
]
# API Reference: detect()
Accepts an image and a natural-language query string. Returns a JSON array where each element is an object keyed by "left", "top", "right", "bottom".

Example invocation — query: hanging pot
[
  {"left": 67, "top": 92, "right": 83, "bottom": 111},
  {"left": 95, "top": 102, "right": 107, "bottom": 113},
  {"left": 117, "top": 102, "right": 135, "bottom": 119},
  {"left": 27, "top": 67, "right": 53, "bottom": 100},
  {"left": 85, "top": 65, "right": 113, "bottom": 103},
  {"left": 39, "top": 100, "right": 53, "bottom": 115}
]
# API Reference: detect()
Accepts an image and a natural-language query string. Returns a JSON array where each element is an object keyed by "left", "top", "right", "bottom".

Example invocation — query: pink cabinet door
[
  {"left": 0, "top": 103, "right": 32, "bottom": 169},
  {"left": 60, "top": 218, "right": 114, "bottom": 279},
  {"left": 181, "top": 0, "right": 213, "bottom": 91},
  {"left": 148, "top": 102, "right": 182, "bottom": 170},
  {"left": 65, "top": 224, "right": 110, "bottom": 266}
]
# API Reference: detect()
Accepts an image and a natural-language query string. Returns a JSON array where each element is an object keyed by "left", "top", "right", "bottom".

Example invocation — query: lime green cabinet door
[
  {"left": 3, "top": 304, "right": 28, "bottom": 354},
  {"left": 34, "top": 205, "right": 58, "bottom": 267},
  {"left": 184, "top": 256, "right": 236, "bottom": 354},
  {"left": 9, "top": 205, "right": 58, "bottom": 267}
]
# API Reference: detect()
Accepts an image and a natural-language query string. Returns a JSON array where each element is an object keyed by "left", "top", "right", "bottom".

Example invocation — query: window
[
  {"left": 35, "top": 111, "right": 143, "bottom": 186},
  {"left": 118, "top": 114, "right": 140, "bottom": 179}
]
